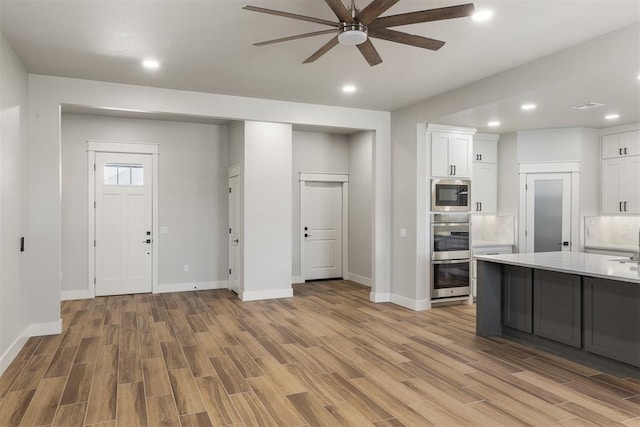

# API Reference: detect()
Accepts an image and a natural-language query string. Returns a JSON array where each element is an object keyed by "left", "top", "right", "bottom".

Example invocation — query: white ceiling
[{"left": 2, "top": 0, "right": 640, "bottom": 131}]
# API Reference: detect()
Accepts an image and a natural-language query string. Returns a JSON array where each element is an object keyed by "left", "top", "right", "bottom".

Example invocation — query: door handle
[
  {"left": 305, "top": 233, "right": 311, "bottom": 237},
  {"left": 479, "top": 154, "right": 482, "bottom": 161},
  {"left": 562, "top": 241, "right": 570, "bottom": 247},
  {"left": 233, "top": 238, "right": 239, "bottom": 243},
  {"left": 143, "top": 239, "right": 152, "bottom": 244},
  {"left": 624, "top": 147, "right": 628, "bottom": 155},
  {"left": 449, "top": 165, "right": 453, "bottom": 175},
  {"left": 624, "top": 201, "right": 628, "bottom": 212},
  {"left": 620, "top": 148, "right": 623, "bottom": 155},
  {"left": 479, "top": 202, "right": 482, "bottom": 212},
  {"left": 620, "top": 201, "right": 623, "bottom": 212}
]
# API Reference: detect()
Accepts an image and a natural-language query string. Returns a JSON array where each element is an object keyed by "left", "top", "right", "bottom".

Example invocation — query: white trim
[
  {"left": 61, "top": 289, "right": 94, "bottom": 301},
  {"left": 369, "top": 292, "right": 391, "bottom": 303},
  {"left": 474, "top": 133, "right": 500, "bottom": 143},
  {"left": 345, "top": 272, "right": 372, "bottom": 287},
  {"left": 0, "top": 320, "right": 63, "bottom": 375},
  {"left": 291, "top": 275, "right": 304, "bottom": 284},
  {"left": 426, "top": 124, "right": 477, "bottom": 135},
  {"left": 228, "top": 164, "right": 241, "bottom": 178},
  {"left": 518, "top": 161, "right": 580, "bottom": 173},
  {"left": 153, "top": 281, "right": 228, "bottom": 294},
  {"left": 299, "top": 172, "right": 349, "bottom": 182},
  {"left": 87, "top": 141, "right": 159, "bottom": 297},
  {"left": 25, "top": 320, "right": 62, "bottom": 337},
  {"left": 390, "top": 294, "right": 429, "bottom": 311},
  {"left": 87, "top": 140, "right": 159, "bottom": 154},
  {"left": 600, "top": 122, "right": 640, "bottom": 136},
  {"left": 299, "top": 175, "right": 349, "bottom": 282},
  {"left": 0, "top": 335, "right": 29, "bottom": 375},
  {"left": 239, "top": 288, "right": 293, "bottom": 301}
]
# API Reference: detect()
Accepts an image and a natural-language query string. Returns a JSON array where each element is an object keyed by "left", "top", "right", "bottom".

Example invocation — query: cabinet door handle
[
  {"left": 624, "top": 201, "right": 628, "bottom": 211},
  {"left": 453, "top": 165, "right": 456, "bottom": 175},
  {"left": 479, "top": 154, "right": 482, "bottom": 161},
  {"left": 620, "top": 201, "right": 623, "bottom": 212},
  {"left": 624, "top": 147, "right": 628, "bottom": 155},
  {"left": 479, "top": 202, "right": 482, "bottom": 211},
  {"left": 620, "top": 148, "right": 623, "bottom": 155},
  {"left": 449, "top": 165, "right": 453, "bottom": 175}
]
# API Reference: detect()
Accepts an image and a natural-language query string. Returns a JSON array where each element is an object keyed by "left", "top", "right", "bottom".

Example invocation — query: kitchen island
[{"left": 476, "top": 251, "right": 639, "bottom": 378}]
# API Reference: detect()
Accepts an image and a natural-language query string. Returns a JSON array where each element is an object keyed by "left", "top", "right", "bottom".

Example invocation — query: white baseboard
[
  {"left": 240, "top": 288, "right": 293, "bottom": 302},
  {"left": 369, "top": 292, "right": 391, "bottom": 303},
  {"left": 291, "top": 275, "right": 304, "bottom": 284},
  {"left": 61, "top": 289, "right": 94, "bottom": 301},
  {"left": 390, "top": 294, "right": 429, "bottom": 311},
  {"left": 345, "top": 273, "right": 372, "bottom": 287},
  {"left": 0, "top": 319, "right": 63, "bottom": 376},
  {"left": 0, "top": 334, "right": 29, "bottom": 375},
  {"left": 154, "top": 280, "right": 228, "bottom": 294}
]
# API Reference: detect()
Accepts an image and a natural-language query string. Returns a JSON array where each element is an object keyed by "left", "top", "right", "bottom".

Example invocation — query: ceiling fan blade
[
  {"left": 303, "top": 36, "right": 340, "bottom": 63},
  {"left": 243, "top": 5, "right": 339, "bottom": 27},
  {"left": 324, "top": 0, "right": 355, "bottom": 23},
  {"left": 357, "top": 39, "right": 383, "bottom": 66},
  {"left": 369, "top": 3, "right": 475, "bottom": 29},
  {"left": 356, "top": 0, "right": 399, "bottom": 25},
  {"left": 253, "top": 29, "right": 337, "bottom": 46},
  {"left": 369, "top": 28, "right": 445, "bottom": 50}
]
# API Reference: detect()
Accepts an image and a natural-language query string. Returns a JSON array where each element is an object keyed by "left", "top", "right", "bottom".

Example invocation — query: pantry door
[
  {"left": 525, "top": 173, "right": 572, "bottom": 253},
  {"left": 95, "top": 152, "right": 153, "bottom": 296}
]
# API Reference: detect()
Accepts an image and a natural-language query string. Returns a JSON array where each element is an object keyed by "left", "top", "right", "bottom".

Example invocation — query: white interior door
[
  {"left": 303, "top": 182, "right": 343, "bottom": 280},
  {"left": 525, "top": 173, "right": 572, "bottom": 253},
  {"left": 95, "top": 152, "right": 152, "bottom": 296},
  {"left": 228, "top": 174, "right": 241, "bottom": 293}
]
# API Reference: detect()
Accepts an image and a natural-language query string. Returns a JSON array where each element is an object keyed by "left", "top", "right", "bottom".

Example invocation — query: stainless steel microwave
[{"left": 431, "top": 178, "right": 471, "bottom": 212}]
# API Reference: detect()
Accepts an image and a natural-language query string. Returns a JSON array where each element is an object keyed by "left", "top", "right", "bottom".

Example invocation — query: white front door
[
  {"left": 525, "top": 173, "right": 572, "bottom": 253},
  {"left": 228, "top": 174, "right": 241, "bottom": 293},
  {"left": 303, "top": 182, "right": 343, "bottom": 280},
  {"left": 95, "top": 152, "right": 153, "bottom": 296}
]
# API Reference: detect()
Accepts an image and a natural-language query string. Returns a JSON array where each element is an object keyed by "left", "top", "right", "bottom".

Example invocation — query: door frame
[
  {"left": 228, "top": 164, "right": 241, "bottom": 294},
  {"left": 299, "top": 173, "right": 349, "bottom": 282},
  {"left": 87, "top": 140, "right": 159, "bottom": 298},
  {"left": 518, "top": 162, "right": 579, "bottom": 253}
]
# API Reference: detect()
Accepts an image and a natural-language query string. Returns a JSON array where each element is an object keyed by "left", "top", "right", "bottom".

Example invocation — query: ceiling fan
[{"left": 243, "top": 0, "right": 475, "bottom": 66}]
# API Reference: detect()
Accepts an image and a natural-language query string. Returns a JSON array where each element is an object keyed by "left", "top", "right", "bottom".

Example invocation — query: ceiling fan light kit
[
  {"left": 243, "top": 0, "right": 475, "bottom": 66},
  {"left": 338, "top": 23, "right": 368, "bottom": 46}
]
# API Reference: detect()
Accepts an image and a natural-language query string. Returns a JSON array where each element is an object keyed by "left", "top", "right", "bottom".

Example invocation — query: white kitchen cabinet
[
  {"left": 431, "top": 132, "right": 472, "bottom": 178},
  {"left": 471, "top": 245, "right": 513, "bottom": 299},
  {"left": 601, "top": 156, "right": 640, "bottom": 214},
  {"left": 602, "top": 130, "right": 640, "bottom": 159},
  {"left": 471, "top": 134, "right": 499, "bottom": 214},
  {"left": 473, "top": 137, "right": 498, "bottom": 163},
  {"left": 472, "top": 163, "right": 497, "bottom": 213}
]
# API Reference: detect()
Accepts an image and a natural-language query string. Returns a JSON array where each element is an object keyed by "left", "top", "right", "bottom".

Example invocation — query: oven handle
[
  {"left": 432, "top": 222, "right": 470, "bottom": 227},
  {"left": 432, "top": 259, "right": 470, "bottom": 265}
]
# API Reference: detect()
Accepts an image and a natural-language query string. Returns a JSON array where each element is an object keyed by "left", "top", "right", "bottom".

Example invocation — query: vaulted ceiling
[{"left": 1, "top": 1, "right": 639, "bottom": 131}]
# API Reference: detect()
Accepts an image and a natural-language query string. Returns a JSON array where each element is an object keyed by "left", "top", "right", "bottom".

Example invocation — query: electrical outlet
[{"left": 183, "top": 264, "right": 189, "bottom": 272}]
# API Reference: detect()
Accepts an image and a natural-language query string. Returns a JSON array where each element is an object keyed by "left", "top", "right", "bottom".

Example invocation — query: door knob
[
  {"left": 305, "top": 233, "right": 311, "bottom": 237},
  {"left": 143, "top": 239, "right": 151, "bottom": 244},
  {"left": 233, "top": 239, "right": 239, "bottom": 243}
]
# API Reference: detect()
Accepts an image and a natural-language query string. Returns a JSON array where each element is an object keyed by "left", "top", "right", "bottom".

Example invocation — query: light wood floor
[{"left": 0, "top": 280, "right": 639, "bottom": 426}]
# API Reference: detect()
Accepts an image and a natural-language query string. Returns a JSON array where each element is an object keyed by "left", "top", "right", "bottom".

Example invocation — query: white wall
[
  {"left": 60, "top": 114, "right": 229, "bottom": 297},
  {"left": 291, "top": 131, "right": 349, "bottom": 279},
  {"left": 0, "top": 32, "right": 31, "bottom": 373},
  {"left": 242, "top": 121, "right": 293, "bottom": 300},
  {"left": 228, "top": 121, "right": 245, "bottom": 291},
  {"left": 27, "top": 74, "right": 390, "bottom": 335},
  {"left": 348, "top": 131, "right": 373, "bottom": 283}
]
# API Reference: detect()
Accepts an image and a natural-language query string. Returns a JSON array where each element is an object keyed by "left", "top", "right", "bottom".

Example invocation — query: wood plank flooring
[{"left": 0, "top": 280, "right": 639, "bottom": 426}]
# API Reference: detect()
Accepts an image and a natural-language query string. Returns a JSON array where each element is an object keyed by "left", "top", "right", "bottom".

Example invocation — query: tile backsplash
[
  {"left": 585, "top": 216, "right": 640, "bottom": 248},
  {"left": 472, "top": 215, "right": 515, "bottom": 244}
]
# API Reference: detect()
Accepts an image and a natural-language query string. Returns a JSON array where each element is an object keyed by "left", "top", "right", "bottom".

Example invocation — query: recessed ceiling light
[
  {"left": 342, "top": 84, "right": 356, "bottom": 94},
  {"left": 487, "top": 121, "right": 500, "bottom": 127},
  {"left": 142, "top": 59, "right": 160, "bottom": 70},
  {"left": 605, "top": 114, "right": 620, "bottom": 120},
  {"left": 521, "top": 103, "right": 536, "bottom": 111},
  {"left": 471, "top": 10, "right": 494, "bottom": 22}
]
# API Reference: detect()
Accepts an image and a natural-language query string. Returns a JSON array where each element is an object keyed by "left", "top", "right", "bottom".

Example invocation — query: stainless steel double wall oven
[{"left": 430, "top": 211, "right": 471, "bottom": 299}]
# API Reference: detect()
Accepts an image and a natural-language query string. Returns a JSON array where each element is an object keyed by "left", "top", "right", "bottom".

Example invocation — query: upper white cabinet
[
  {"left": 601, "top": 130, "right": 640, "bottom": 214},
  {"left": 473, "top": 137, "right": 498, "bottom": 163},
  {"left": 472, "top": 133, "right": 499, "bottom": 214},
  {"left": 602, "top": 130, "right": 640, "bottom": 159},
  {"left": 429, "top": 125, "right": 474, "bottom": 178}
]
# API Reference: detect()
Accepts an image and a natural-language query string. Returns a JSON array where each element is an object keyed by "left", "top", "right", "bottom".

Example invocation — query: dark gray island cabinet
[{"left": 477, "top": 252, "right": 639, "bottom": 378}]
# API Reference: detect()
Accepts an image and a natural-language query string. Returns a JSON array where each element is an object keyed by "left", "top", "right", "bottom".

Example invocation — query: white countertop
[
  {"left": 584, "top": 244, "right": 638, "bottom": 252},
  {"left": 476, "top": 251, "right": 640, "bottom": 284}
]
